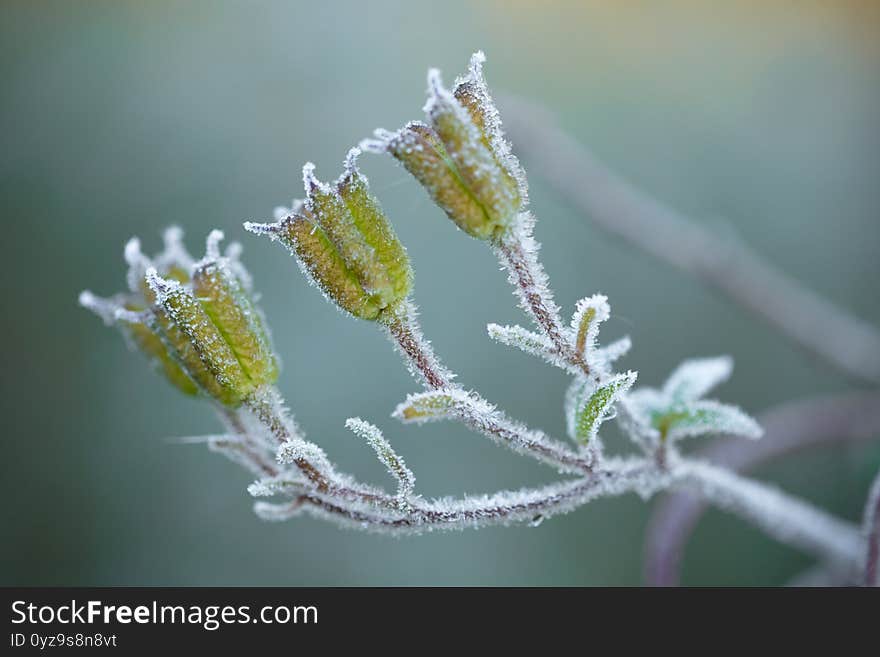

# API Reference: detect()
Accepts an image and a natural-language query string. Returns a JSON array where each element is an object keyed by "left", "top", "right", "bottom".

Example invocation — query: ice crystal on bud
[
  {"left": 346, "top": 418, "right": 414, "bottom": 501},
  {"left": 81, "top": 228, "right": 277, "bottom": 406},
  {"left": 626, "top": 356, "right": 762, "bottom": 443},
  {"left": 566, "top": 371, "right": 637, "bottom": 445}
]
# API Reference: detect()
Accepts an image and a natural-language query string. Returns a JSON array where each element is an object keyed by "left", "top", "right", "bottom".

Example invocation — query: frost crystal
[{"left": 346, "top": 417, "right": 414, "bottom": 501}]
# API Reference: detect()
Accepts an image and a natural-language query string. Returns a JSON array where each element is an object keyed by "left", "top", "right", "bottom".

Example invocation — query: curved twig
[
  {"left": 500, "top": 96, "right": 880, "bottom": 385},
  {"left": 643, "top": 391, "right": 880, "bottom": 586}
]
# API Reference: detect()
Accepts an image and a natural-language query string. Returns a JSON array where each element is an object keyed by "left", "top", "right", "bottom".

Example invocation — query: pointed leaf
[
  {"left": 566, "top": 371, "right": 637, "bottom": 445},
  {"left": 346, "top": 417, "right": 414, "bottom": 500},
  {"left": 663, "top": 356, "right": 733, "bottom": 402},
  {"left": 392, "top": 389, "right": 465, "bottom": 424},
  {"left": 656, "top": 400, "right": 762, "bottom": 442}
]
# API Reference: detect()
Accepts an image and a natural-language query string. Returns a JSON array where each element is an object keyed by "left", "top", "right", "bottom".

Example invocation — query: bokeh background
[{"left": 2, "top": 0, "right": 879, "bottom": 586}]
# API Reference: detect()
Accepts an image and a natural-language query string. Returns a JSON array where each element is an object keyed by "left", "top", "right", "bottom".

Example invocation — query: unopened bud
[
  {"left": 246, "top": 154, "right": 412, "bottom": 321},
  {"left": 148, "top": 269, "right": 254, "bottom": 405},
  {"left": 363, "top": 52, "right": 525, "bottom": 241}
]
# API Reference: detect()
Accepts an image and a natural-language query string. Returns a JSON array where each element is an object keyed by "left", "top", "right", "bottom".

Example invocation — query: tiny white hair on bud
[
  {"left": 114, "top": 306, "right": 149, "bottom": 325},
  {"left": 423, "top": 67, "right": 453, "bottom": 117},
  {"left": 243, "top": 220, "right": 282, "bottom": 242},
  {"left": 205, "top": 229, "right": 224, "bottom": 260},
  {"left": 273, "top": 206, "right": 291, "bottom": 222},
  {"left": 144, "top": 266, "right": 175, "bottom": 302},
  {"left": 302, "top": 161, "right": 319, "bottom": 191},
  {"left": 156, "top": 225, "right": 195, "bottom": 272},
  {"left": 343, "top": 146, "right": 362, "bottom": 175},
  {"left": 124, "top": 237, "right": 144, "bottom": 267},
  {"left": 358, "top": 132, "right": 391, "bottom": 154},
  {"left": 124, "top": 237, "right": 154, "bottom": 293},
  {"left": 224, "top": 241, "right": 243, "bottom": 260}
]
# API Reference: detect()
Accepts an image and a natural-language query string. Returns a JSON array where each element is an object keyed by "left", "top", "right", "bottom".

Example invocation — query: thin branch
[
  {"left": 863, "top": 467, "right": 880, "bottom": 586},
  {"left": 493, "top": 218, "right": 590, "bottom": 377},
  {"left": 643, "top": 391, "right": 880, "bottom": 586},
  {"left": 383, "top": 301, "right": 595, "bottom": 474},
  {"left": 500, "top": 95, "right": 880, "bottom": 385},
  {"left": 675, "top": 457, "right": 863, "bottom": 568},
  {"left": 292, "top": 458, "right": 657, "bottom": 534}
]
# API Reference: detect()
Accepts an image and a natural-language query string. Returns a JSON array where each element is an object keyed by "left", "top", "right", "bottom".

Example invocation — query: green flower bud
[
  {"left": 80, "top": 228, "right": 279, "bottom": 407},
  {"left": 369, "top": 122, "right": 492, "bottom": 239},
  {"left": 363, "top": 52, "right": 526, "bottom": 241},
  {"left": 245, "top": 152, "right": 412, "bottom": 321},
  {"left": 148, "top": 268, "right": 255, "bottom": 405},
  {"left": 191, "top": 231, "right": 278, "bottom": 387}
]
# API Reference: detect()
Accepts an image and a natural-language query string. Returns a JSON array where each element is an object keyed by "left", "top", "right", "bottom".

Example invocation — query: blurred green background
[{"left": 2, "top": 0, "right": 879, "bottom": 586}]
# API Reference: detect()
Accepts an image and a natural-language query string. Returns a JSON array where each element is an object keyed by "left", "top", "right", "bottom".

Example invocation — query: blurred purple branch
[
  {"left": 641, "top": 391, "right": 880, "bottom": 586},
  {"left": 500, "top": 96, "right": 880, "bottom": 385},
  {"left": 863, "top": 468, "right": 880, "bottom": 586}
]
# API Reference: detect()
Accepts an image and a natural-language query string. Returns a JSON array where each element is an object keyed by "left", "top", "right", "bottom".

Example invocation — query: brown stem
[{"left": 494, "top": 237, "right": 590, "bottom": 378}]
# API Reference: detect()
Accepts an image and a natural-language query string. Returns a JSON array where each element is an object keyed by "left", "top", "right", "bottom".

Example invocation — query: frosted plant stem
[
  {"left": 217, "top": 408, "right": 277, "bottom": 477},
  {"left": 383, "top": 301, "right": 594, "bottom": 474},
  {"left": 644, "top": 391, "right": 880, "bottom": 586},
  {"left": 494, "top": 224, "right": 589, "bottom": 376},
  {"left": 500, "top": 95, "right": 880, "bottom": 385},
  {"left": 292, "top": 458, "right": 661, "bottom": 534},
  {"left": 863, "top": 468, "right": 880, "bottom": 586},
  {"left": 243, "top": 386, "right": 341, "bottom": 495},
  {"left": 673, "top": 458, "right": 863, "bottom": 567}
]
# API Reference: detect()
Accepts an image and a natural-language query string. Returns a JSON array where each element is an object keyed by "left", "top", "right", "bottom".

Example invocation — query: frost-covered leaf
[
  {"left": 623, "top": 356, "right": 758, "bottom": 445},
  {"left": 663, "top": 355, "right": 733, "bottom": 402},
  {"left": 346, "top": 417, "right": 414, "bottom": 500},
  {"left": 276, "top": 438, "right": 333, "bottom": 473},
  {"left": 571, "top": 294, "right": 610, "bottom": 360},
  {"left": 487, "top": 323, "right": 576, "bottom": 371},
  {"left": 248, "top": 474, "right": 307, "bottom": 498},
  {"left": 654, "top": 400, "right": 762, "bottom": 442},
  {"left": 392, "top": 389, "right": 465, "bottom": 424},
  {"left": 565, "top": 371, "right": 637, "bottom": 445}
]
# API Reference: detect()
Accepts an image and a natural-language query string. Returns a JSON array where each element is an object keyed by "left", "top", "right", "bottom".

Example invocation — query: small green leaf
[
  {"left": 392, "top": 389, "right": 463, "bottom": 424},
  {"left": 567, "top": 371, "right": 637, "bottom": 445},
  {"left": 653, "top": 400, "right": 762, "bottom": 442}
]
